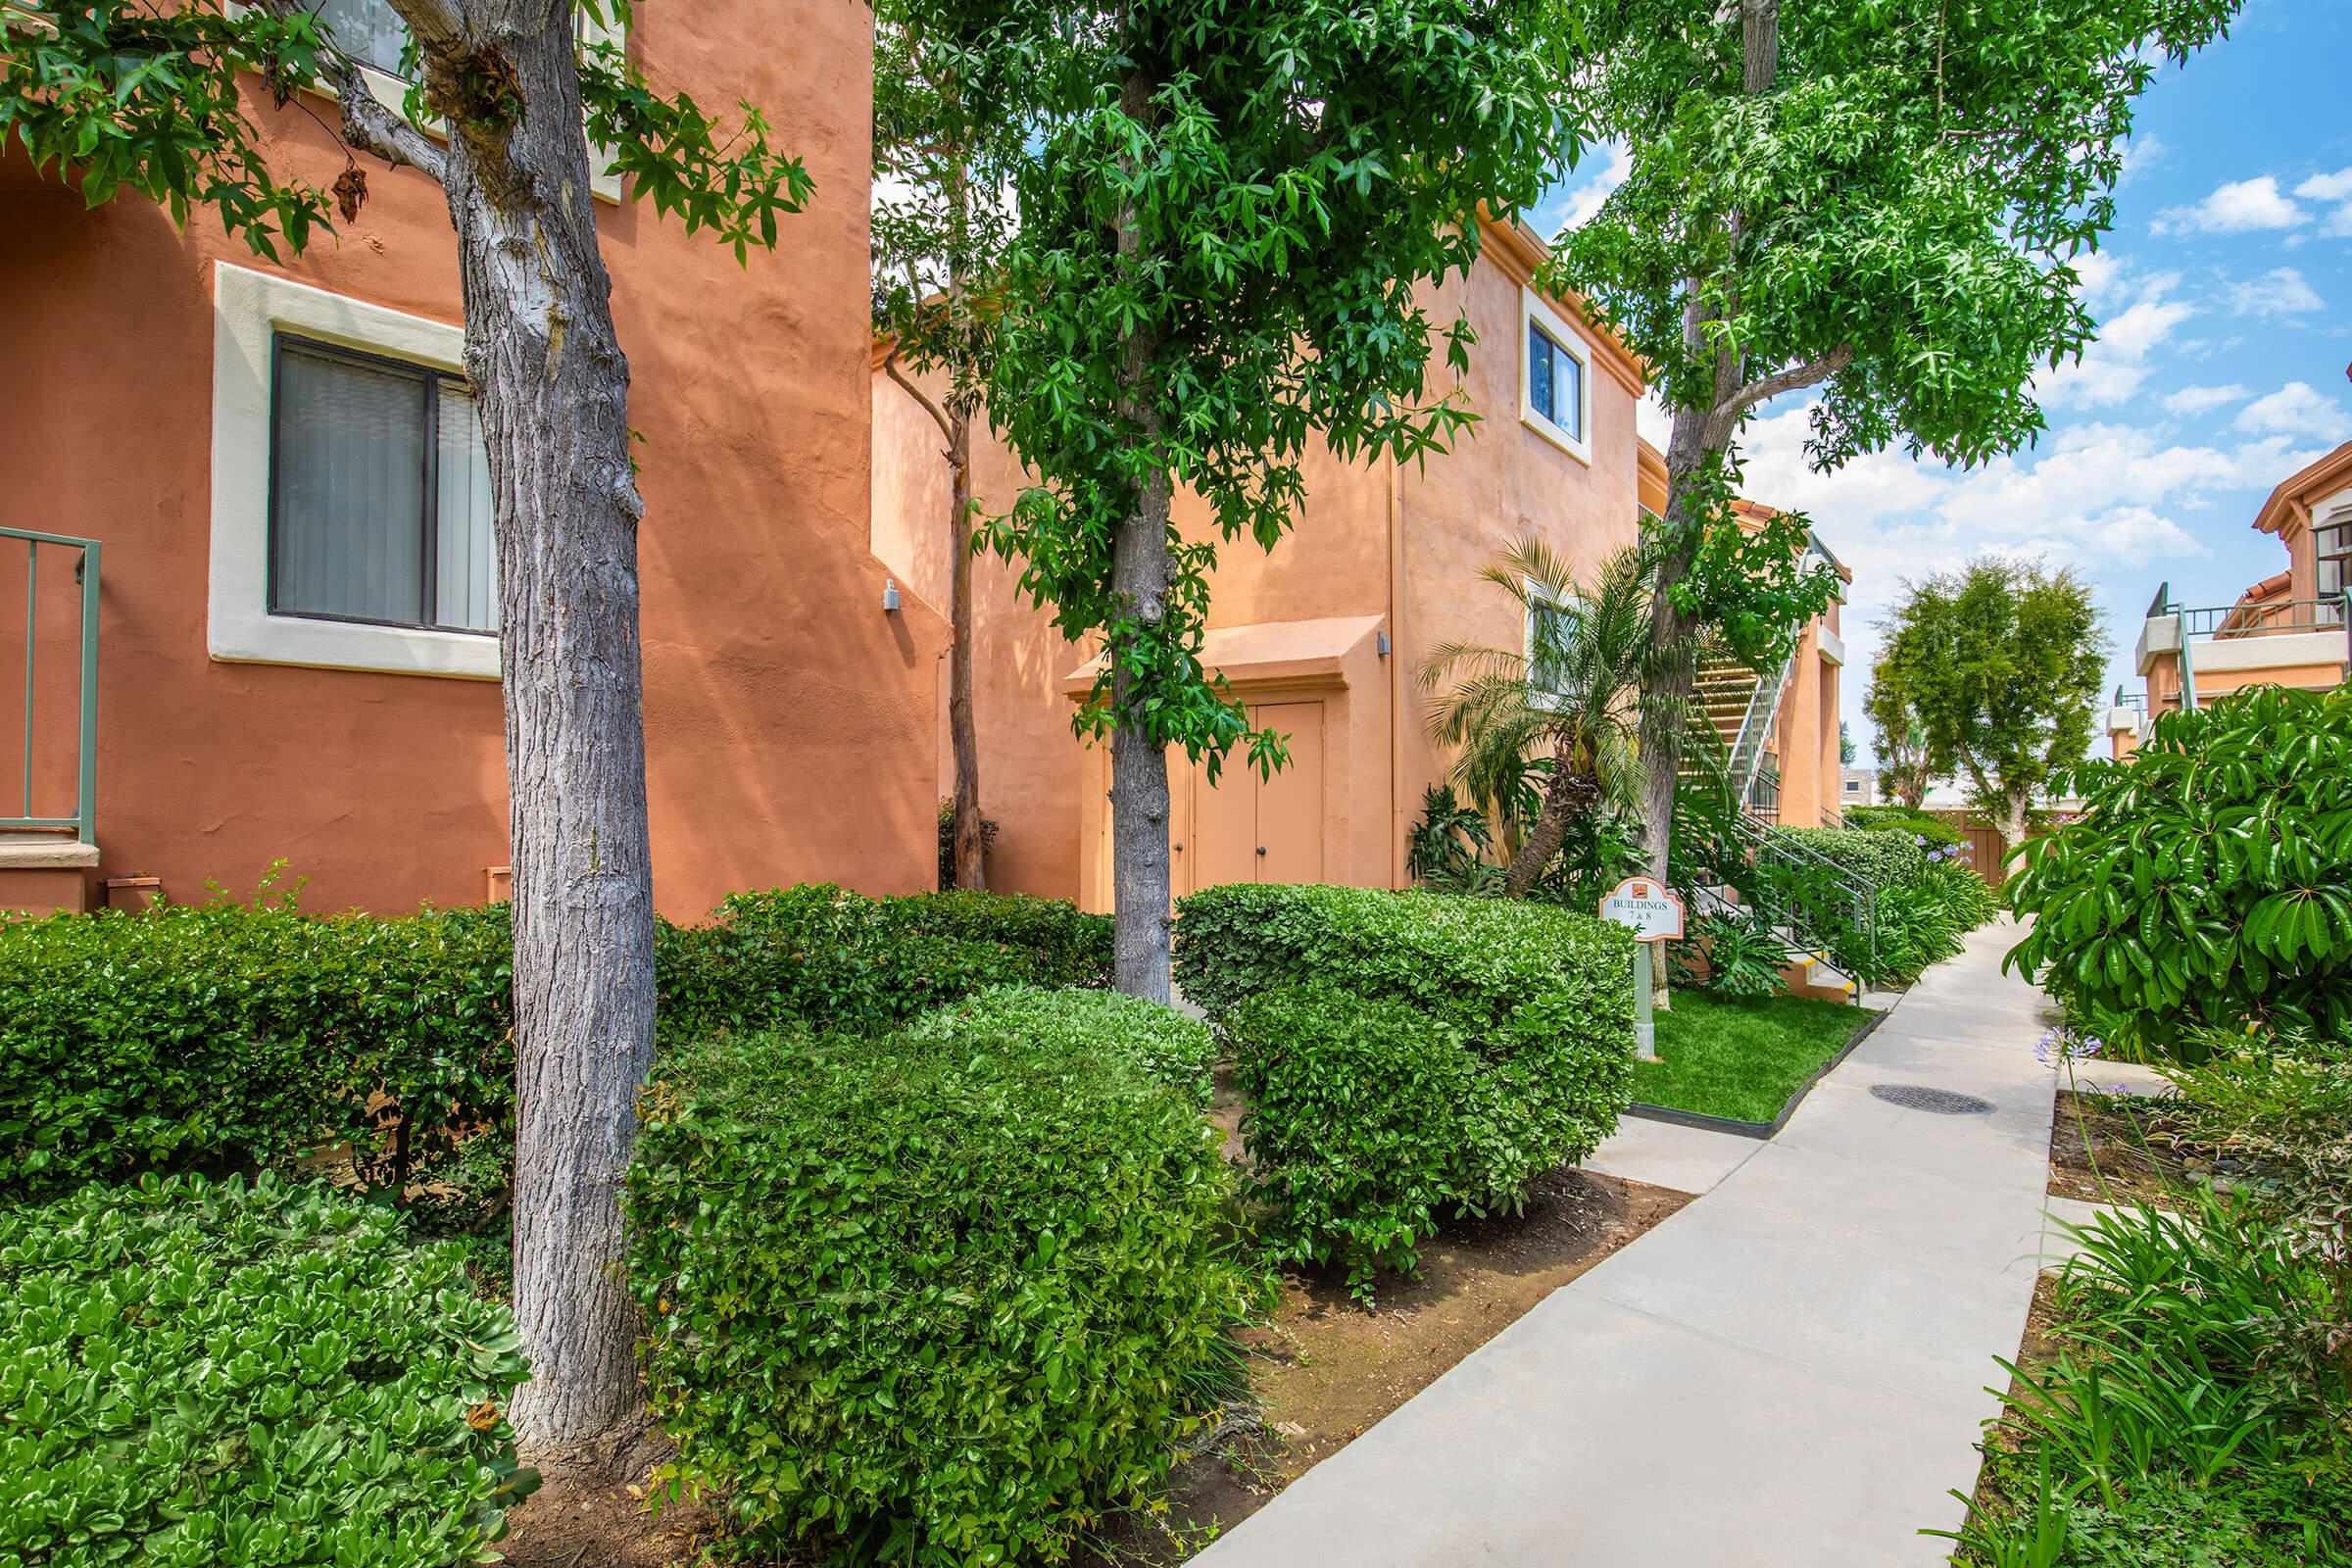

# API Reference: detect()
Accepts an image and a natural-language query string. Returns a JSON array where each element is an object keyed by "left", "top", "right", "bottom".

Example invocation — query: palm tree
[{"left": 1420, "top": 537, "right": 1668, "bottom": 899}]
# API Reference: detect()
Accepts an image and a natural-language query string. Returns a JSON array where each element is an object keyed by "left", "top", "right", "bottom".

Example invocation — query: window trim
[
  {"left": 1520, "top": 286, "right": 1593, "bottom": 466},
  {"left": 2314, "top": 498, "right": 2352, "bottom": 617},
  {"left": 210, "top": 260, "right": 500, "bottom": 680}
]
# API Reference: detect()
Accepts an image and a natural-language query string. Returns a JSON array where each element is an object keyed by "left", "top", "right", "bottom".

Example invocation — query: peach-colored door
[
  {"left": 1187, "top": 745, "right": 1260, "bottom": 893},
  {"left": 1252, "top": 702, "right": 1324, "bottom": 884}
]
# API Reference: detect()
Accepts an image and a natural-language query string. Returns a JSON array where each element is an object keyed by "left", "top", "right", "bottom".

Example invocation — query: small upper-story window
[
  {"left": 1520, "top": 287, "right": 1593, "bottom": 464},
  {"left": 2316, "top": 510, "right": 2351, "bottom": 616},
  {"left": 316, "top": 0, "right": 411, "bottom": 78},
  {"left": 269, "top": 336, "right": 498, "bottom": 636}
]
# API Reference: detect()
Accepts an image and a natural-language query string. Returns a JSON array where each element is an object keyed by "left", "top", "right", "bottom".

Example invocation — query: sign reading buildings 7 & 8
[{"left": 1599, "top": 878, "right": 1685, "bottom": 943}]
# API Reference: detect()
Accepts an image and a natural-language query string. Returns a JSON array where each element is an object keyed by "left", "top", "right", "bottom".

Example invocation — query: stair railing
[
  {"left": 1722, "top": 647, "right": 1793, "bottom": 814},
  {"left": 1704, "top": 809, "right": 1880, "bottom": 987}
]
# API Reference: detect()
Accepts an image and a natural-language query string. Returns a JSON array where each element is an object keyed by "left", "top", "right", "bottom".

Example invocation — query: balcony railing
[
  {"left": 2135, "top": 584, "right": 2350, "bottom": 713},
  {"left": 4, "top": 527, "right": 100, "bottom": 844}
]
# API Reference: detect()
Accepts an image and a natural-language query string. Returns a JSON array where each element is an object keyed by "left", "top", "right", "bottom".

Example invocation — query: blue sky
[{"left": 1534, "top": 0, "right": 2352, "bottom": 761}]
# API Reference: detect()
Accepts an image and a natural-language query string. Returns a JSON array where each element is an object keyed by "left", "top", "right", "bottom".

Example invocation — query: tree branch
[
  {"left": 247, "top": 0, "right": 449, "bottom": 185},
  {"left": 1703, "top": 342, "right": 1853, "bottom": 446},
  {"left": 883, "top": 340, "right": 957, "bottom": 448}
]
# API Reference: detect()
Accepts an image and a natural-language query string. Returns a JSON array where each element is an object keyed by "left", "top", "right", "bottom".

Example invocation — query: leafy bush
[
  {"left": 1771, "top": 824, "right": 1930, "bottom": 890},
  {"left": 934, "top": 798, "right": 1000, "bottom": 891},
  {"left": 0, "top": 1173, "right": 535, "bottom": 1567},
  {"left": 658, "top": 883, "right": 1110, "bottom": 1036},
  {"left": 625, "top": 1024, "right": 1259, "bottom": 1567},
  {"left": 1173, "top": 882, "right": 1636, "bottom": 1036},
  {"left": 1226, "top": 981, "right": 1630, "bottom": 1294},
  {"left": 907, "top": 984, "right": 1217, "bottom": 1106},
  {"left": 0, "top": 886, "right": 513, "bottom": 1200},
  {"left": 1679, "top": 911, "right": 1790, "bottom": 999},
  {"left": 1843, "top": 804, "right": 1967, "bottom": 850},
  {"left": 2006, "top": 686, "right": 2352, "bottom": 1053}
]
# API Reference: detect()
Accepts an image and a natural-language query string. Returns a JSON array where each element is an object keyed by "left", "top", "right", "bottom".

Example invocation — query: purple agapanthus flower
[{"left": 2035, "top": 1026, "right": 2104, "bottom": 1066}]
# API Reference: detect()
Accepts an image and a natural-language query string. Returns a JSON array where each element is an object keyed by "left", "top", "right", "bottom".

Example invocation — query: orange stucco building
[
  {"left": 0, "top": 3, "right": 945, "bottom": 917},
  {"left": 873, "top": 220, "right": 1848, "bottom": 910},
  {"left": 2110, "top": 440, "right": 2351, "bottom": 758}
]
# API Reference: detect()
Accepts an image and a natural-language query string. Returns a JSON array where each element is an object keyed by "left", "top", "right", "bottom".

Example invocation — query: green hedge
[
  {"left": 624, "top": 1023, "right": 1257, "bottom": 1567},
  {"left": 1226, "top": 982, "right": 1630, "bottom": 1294},
  {"left": 907, "top": 984, "right": 1216, "bottom": 1106},
  {"left": 0, "top": 883, "right": 1108, "bottom": 1202},
  {"left": 0, "top": 1173, "right": 535, "bottom": 1567},
  {"left": 0, "top": 895, "right": 513, "bottom": 1201},
  {"left": 1842, "top": 805, "right": 1967, "bottom": 850},
  {"left": 657, "top": 884, "right": 1110, "bottom": 1036},
  {"left": 1173, "top": 882, "right": 1637, "bottom": 1034},
  {"left": 1770, "top": 825, "right": 1929, "bottom": 890}
]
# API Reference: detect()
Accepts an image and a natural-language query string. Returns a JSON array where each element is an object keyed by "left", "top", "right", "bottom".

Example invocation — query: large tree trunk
[
  {"left": 1106, "top": 69, "right": 1174, "bottom": 1002},
  {"left": 1505, "top": 751, "right": 1603, "bottom": 898},
  {"left": 1990, "top": 788, "right": 2032, "bottom": 865},
  {"left": 426, "top": 11, "right": 658, "bottom": 1451},
  {"left": 946, "top": 412, "right": 986, "bottom": 891}
]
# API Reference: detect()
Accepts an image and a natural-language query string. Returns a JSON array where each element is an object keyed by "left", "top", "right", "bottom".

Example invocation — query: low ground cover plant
[
  {"left": 624, "top": 1022, "right": 1258, "bottom": 1567},
  {"left": 1223, "top": 981, "right": 1631, "bottom": 1294},
  {"left": 907, "top": 984, "right": 1216, "bottom": 1105},
  {"left": 0, "top": 1173, "right": 535, "bottom": 1568},
  {"left": 2006, "top": 686, "right": 2352, "bottom": 1057}
]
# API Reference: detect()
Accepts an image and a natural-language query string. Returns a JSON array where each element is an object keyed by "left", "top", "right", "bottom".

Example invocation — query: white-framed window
[
  {"left": 231, "top": 2, "right": 624, "bottom": 202},
  {"left": 1525, "top": 578, "right": 1586, "bottom": 711},
  {"left": 1520, "top": 287, "right": 1592, "bottom": 465},
  {"left": 210, "top": 260, "right": 501, "bottom": 679},
  {"left": 2315, "top": 498, "right": 2351, "bottom": 622}
]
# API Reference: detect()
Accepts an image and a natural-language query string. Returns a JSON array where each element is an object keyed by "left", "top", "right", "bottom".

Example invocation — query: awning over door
[{"left": 1059, "top": 613, "right": 1387, "bottom": 698}]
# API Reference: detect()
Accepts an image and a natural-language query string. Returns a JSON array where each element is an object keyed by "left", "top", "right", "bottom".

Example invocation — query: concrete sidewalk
[{"left": 1192, "top": 919, "right": 2061, "bottom": 1568}]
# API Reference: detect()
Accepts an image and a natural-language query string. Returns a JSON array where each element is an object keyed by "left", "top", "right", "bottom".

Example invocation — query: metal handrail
[
  {"left": 2177, "top": 596, "right": 2345, "bottom": 638},
  {"left": 1723, "top": 646, "right": 1792, "bottom": 809},
  {"left": 4, "top": 526, "right": 100, "bottom": 844}
]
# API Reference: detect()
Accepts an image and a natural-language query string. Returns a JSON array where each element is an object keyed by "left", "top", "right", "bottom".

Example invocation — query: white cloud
[
  {"left": 1555, "top": 141, "right": 1633, "bottom": 231},
  {"left": 2295, "top": 168, "right": 2352, "bottom": 202},
  {"left": 2155, "top": 174, "right": 2307, "bottom": 235},
  {"left": 2235, "top": 382, "right": 2350, "bottom": 441},
  {"left": 2118, "top": 132, "right": 2169, "bottom": 187},
  {"left": 2038, "top": 274, "right": 2194, "bottom": 408},
  {"left": 2323, "top": 205, "right": 2352, "bottom": 240},
  {"left": 2223, "top": 266, "right": 2325, "bottom": 318},
  {"left": 2161, "top": 384, "right": 2249, "bottom": 416}
]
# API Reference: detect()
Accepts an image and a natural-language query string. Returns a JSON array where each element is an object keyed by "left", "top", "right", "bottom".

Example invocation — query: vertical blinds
[{"left": 270, "top": 337, "right": 498, "bottom": 635}]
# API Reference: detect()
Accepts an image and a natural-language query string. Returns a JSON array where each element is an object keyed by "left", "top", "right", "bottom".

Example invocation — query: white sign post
[{"left": 1599, "top": 877, "right": 1685, "bottom": 1061}]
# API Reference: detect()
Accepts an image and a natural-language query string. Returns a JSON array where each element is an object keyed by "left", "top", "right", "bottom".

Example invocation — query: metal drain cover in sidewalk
[{"left": 1870, "top": 1084, "right": 1996, "bottom": 1115}]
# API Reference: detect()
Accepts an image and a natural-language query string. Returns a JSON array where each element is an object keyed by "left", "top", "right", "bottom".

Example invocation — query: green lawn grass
[{"left": 1633, "top": 991, "right": 1870, "bottom": 1123}]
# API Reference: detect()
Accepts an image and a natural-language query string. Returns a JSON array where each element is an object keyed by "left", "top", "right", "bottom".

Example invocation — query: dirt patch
[
  {"left": 1959, "top": 1267, "right": 2070, "bottom": 1525},
  {"left": 1073, "top": 1164, "right": 1689, "bottom": 1567},
  {"left": 500, "top": 1463, "right": 728, "bottom": 1568},
  {"left": 2046, "top": 1089, "right": 2194, "bottom": 1207}
]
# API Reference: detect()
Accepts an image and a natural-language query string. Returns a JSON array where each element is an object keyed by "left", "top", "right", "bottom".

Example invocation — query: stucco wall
[
  {"left": 871, "top": 223, "right": 1650, "bottom": 905},
  {"left": 0, "top": 1, "right": 943, "bottom": 919}
]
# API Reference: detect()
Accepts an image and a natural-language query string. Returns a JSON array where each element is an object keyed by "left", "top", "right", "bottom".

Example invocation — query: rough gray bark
[
  {"left": 1107, "top": 67, "right": 1174, "bottom": 1003},
  {"left": 946, "top": 414, "right": 986, "bottom": 891},
  {"left": 318, "top": 0, "right": 659, "bottom": 1451}
]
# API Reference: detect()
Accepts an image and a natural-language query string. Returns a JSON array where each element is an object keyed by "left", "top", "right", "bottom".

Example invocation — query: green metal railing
[{"left": 4, "top": 526, "right": 100, "bottom": 844}]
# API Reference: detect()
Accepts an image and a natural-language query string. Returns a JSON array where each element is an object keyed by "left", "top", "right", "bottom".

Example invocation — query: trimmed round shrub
[
  {"left": 2008, "top": 685, "right": 2352, "bottom": 1052},
  {"left": 907, "top": 984, "right": 1216, "bottom": 1105},
  {"left": 624, "top": 1026, "right": 1258, "bottom": 1566},
  {"left": 1227, "top": 981, "right": 1633, "bottom": 1296},
  {"left": 0, "top": 1173, "right": 535, "bottom": 1567},
  {"left": 1173, "top": 882, "right": 1636, "bottom": 1033},
  {"left": 1769, "top": 825, "right": 1929, "bottom": 890},
  {"left": 1843, "top": 805, "right": 1967, "bottom": 850}
]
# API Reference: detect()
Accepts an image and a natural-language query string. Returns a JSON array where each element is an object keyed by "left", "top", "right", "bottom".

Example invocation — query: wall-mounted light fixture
[
  {"left": 883, "top": 578, "right": 901, "bottom": 613},
  {"left": 1376, "top": 629, "right": 1392, "bottom": 657}
]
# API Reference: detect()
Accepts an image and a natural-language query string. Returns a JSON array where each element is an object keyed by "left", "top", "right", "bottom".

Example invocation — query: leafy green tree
[
  {"left": 2007, "top": 686, "right": 2352, "bottom": 1053},
  {"left": 872, "top": 0, "right": 1033, "bottom": 890},
  {"left": 2, "top": 0, "right": 806, "bottom": 1445},
  {"left": 1421, "top": 538, "right": 1667, "bottom": 898},
  {"left": 1545, "top": 0, "right": 2239, "bottom": 882},
  {"left": 1879, "top": 559, "right": 2106, "bottom": 855},
  {"left": 1865, "top": 657, "right": 1933, "bottom": 810},
  {"left": 959, "top": 0, "right": 1583, "bottom": 997}
]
